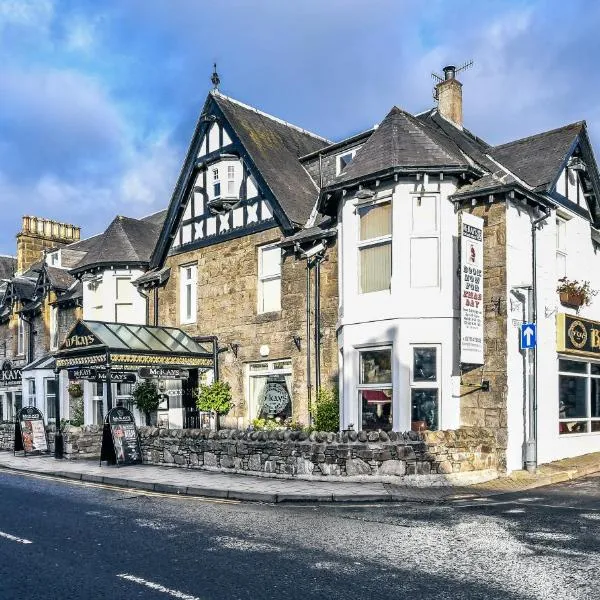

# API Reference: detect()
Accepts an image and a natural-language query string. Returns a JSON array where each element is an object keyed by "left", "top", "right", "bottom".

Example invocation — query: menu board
[
  {"left": 100, "top": 407, "right": 142, "bottom": 466},
  {"left": 14, "top": 407, "right": 48, "bottom": 455}
]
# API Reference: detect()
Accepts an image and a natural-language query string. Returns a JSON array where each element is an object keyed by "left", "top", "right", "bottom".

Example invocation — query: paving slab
[{"left": 0, "top": 450, "right": 598, "bottom": 504}]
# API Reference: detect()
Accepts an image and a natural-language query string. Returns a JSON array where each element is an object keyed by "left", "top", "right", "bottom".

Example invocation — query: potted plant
[
  {"left": 195, "top": 380, "right": 233, "bottom": 431},
  {"left": 557, "top": 277, "right": 597, "bottom": 308},
  {"left": 67, "top": 382, "right": 84, "bottom": 427},
  {"left": 131, "top": 380, "right": 160, "bottom": 426}
]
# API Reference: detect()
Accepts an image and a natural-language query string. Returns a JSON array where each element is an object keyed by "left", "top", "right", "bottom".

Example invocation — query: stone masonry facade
[
  {"left": 459, "top": 201, "right": 508, "bottom": 469},
  {"left": 152, "top": 226, "right": 339, "bottom": 427}
]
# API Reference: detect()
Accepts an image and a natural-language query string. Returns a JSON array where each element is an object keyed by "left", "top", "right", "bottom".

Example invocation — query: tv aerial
[{"left": 432, "top": 60, "right": 473, "bottom": 99}]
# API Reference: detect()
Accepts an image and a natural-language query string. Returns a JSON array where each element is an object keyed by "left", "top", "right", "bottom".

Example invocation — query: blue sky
[{"left": 1, "top": 0, "right": 600, "bottom": 255}]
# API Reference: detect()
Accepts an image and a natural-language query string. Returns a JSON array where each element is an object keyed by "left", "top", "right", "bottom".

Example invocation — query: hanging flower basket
[
  {"left": 67, "top": 382, "right": 83, "bottom": 398},
  {"left": 557, "top": 278, "right": 597, "bottom": 309}
]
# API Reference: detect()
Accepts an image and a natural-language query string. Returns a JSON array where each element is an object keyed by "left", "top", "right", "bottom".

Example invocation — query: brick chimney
[
  {"left": 16, "top": 216, "right": 81, "bottom": 274},
  {"left": 436, "top": 65, "right": 463, "bottom": 128}
]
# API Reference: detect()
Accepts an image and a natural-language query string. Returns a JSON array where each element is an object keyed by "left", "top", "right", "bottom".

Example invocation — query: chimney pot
[{"left": 443, "top": 65, "right": 456, "bottom": 80}]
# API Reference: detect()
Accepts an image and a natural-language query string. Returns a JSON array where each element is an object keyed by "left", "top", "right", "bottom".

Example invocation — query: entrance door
[{"left": 182, "top": 369, "right": 199, "bottom": 428}]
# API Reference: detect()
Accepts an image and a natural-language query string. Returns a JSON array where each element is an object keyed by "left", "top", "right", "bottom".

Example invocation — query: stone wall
[
  {"left": 459, "top": 201, "right": 508, "bottom": 469},
  {"left": 1, "top": 421, "right": 497, "bottom": 482},
  {"left": 154, "top": 226, "right": 339, "bottom": 426},
  {"left": 139, "top": 426, "right": 497, "bottom": 480}
]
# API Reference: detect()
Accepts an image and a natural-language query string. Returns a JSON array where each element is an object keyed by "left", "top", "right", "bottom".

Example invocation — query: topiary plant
[
  {"left": 195, "top": 380, "right": 233, "bottom": 431},
  {"left": 131, "top": 380, "right": 160, "bottom": 425}
]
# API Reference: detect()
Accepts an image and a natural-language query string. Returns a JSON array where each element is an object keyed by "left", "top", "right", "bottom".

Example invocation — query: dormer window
[
  {"left": 213, "top": 168, "right": 221, "bottom": 198},
  {"left": 336, "top": 146, "right": 361, "bottom": 175}
]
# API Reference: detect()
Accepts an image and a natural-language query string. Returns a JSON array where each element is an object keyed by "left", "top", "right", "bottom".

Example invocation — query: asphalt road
[{"left": 0, "top": 470, "right": 598, "bottom": 600}]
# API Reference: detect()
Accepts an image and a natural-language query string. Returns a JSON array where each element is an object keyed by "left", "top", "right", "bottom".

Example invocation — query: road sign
[{"left": 520, "top": 322, "right": 536, "bottom": 350}]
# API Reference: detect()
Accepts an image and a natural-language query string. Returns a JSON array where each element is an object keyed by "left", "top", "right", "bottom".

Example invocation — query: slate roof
[
  {"left": 45, "top": 265, "right": 76, "bottom": 291},
  {"left": 334, "top": 107, "right": 472, "bottom": 186},
  {"left": 55, "top": 280, "right": 83, "bottom": 305},
  {"left": 72, "top": 215, "right": 164, "bottom": 273},
  {"left": 133, "top": 267, "right": 171, "bottom": 287},
  {"left": 11, "top": 276, "right": 36, "bottom": 301},
  {"left": 212, "top": 92, "right": 330, "bottom": 224},
  {"left": 488, "top": 122, "right": 584, "bottom": 191},
  {"left": 0, "top": 255, "right": 16, "bottom": 280}
]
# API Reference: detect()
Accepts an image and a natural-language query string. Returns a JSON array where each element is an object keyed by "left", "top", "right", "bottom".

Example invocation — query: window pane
[
  {"left": 359, "top": 203, "right": 391, "bottom": 241},
  {"left": 559, "top": 360, "right": 587, "bottom": 374},
  {"left": 411, "top": 389, "right": 439, "bottom": 431},
  {"left": 592, "top": 421, "right": 600, "bottom": 432},
  {"left": 591, "top": 363, "right": 600, "bottom": 376},
  {"left": 261, "top": 277, "right": 281, "bottom": 312},
  {"left": 559, "top": 375, "right": 587, "bottom": 418},
  {"left": 46, "top": 379, "right": 57, "bottom": 395},
  {"left": 360, "top": 242, "right": 391, "bottom": 293},
  {"left": 410, "top": 237, "right": 439, "bottom": 288},
  {"left": 261, "top": 247, "right": 281, "bottom": 278},
  {"left": 559, "top": 421, "right": 587, "bottom": 435},
  {"left": 186, "top": 285, "right": 192, "bottom": 319},
  {"left": 413, "top": 348, "right": 437, "bottom": 382},
  {"left": 360, "top": 389, "right": 392, "bottom": 431},
  {"left": 592, "top": 379, "right": 600, "bottom": 418},
  {"left": 116, "top": 278, "right": 131, "bottom": 301},
  {"left": 360, "top": 350, "right": 392, "bottom": 384},
  {"left": 338, "top": 152, "right": 353, "bottom": 172}
]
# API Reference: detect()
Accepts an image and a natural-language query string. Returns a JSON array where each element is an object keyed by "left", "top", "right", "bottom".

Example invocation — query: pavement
[{"left": 0, "top": 449, "right": 598, "bottom": 503}]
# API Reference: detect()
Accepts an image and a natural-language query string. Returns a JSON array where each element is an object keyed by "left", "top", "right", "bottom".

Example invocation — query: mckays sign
[
  {"left": 0, "top": 367, "right": 22, "bottom": 386},
  {"left": 460, "top": 213, "right": 484, "bottom": 365},
  {"left": 138, "top": 367, "right": 189, "bottom": 379}
]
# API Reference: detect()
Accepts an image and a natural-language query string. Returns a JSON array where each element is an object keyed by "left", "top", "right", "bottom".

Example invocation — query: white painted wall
[
  {"left": 82, "top": 268, "right": 147, "bottom": 324},
  {"left": 338, "top": 176, "right": 461, "bottom": 432},
  {"left": 505, "top": 199, "right": 600, "bottom": 470}
]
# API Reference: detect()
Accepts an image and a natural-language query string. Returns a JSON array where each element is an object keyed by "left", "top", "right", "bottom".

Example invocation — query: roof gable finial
[{"left": 211, "top": 63, "right": 220, "bottom": 90}]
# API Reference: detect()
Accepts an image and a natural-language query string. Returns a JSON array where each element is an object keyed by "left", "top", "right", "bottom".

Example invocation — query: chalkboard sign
[
  {"left": 100, "top": 407, "right": 142, "bottom": 466},
  {"left": 14, "top": 407, "right": 48, "bottom": 456}
]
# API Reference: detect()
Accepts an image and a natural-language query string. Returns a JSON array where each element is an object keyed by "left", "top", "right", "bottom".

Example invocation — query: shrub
[
  {"left": 312, "top": 387, "right": 339, "bottom": 432},
  {"left": 195, "top": 380, "right": 233, "bottom": 430},
  {"left": 131, "top": 380, "right": 160, "bottom": 425}
]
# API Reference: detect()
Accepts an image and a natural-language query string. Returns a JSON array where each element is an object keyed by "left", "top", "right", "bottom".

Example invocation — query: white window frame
[
  {"left": 357, "top": 345, "right": 393, "bottom": 431},
  {"left": 212, "top": 167, "right": 221, "bottom": 198},
  {"left": 26, "top": 379, "right": 36, "bottom": 407},
  {"left": 558, "top": 357, "right": 600, "bottom": 435},
  {"left": 336, "top": 146, "right": 361, "bottom": 175},
  {"left": 246, "top": 359, "right": 293, "bottom": 422},
  {"left": 115, "top": 277, "right": 133, "bottom": 323},
  {"left": 357, "top": 199, "right": 392, "bottom": 294},
  {"left": 257, "top": 244, "right": 282, "bottom": 314},
  {"left": 556, "top": 216, "right": 567, "bottom": 278},
  {"left": 17, "top": 316, "right": 25, "bottom": 356},
  {"left": 410, "top": 344, "right": 441, "bottom": 431},
  {"left": 50, "top": 304, "right": 59, "bottom": 350},
  {"left": 45, "top": 377, "right": 57, "bottom": 421},
  {"left": 226, "top": 164, "right": 236, "bottom": 197},
  {"left": 92, "top": 381, "right": 104, "bottom": 426},
  {"left": 179, "top": 263, "right": 197, "bottom": 325}
]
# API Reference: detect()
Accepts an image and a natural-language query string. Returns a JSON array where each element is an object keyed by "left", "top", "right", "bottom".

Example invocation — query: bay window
[
  {"left": 358, "top": 201, "right": 392, "bottom": 293},
  {"left": 358, "top": 348, "right": 392, "bottom": 431}
]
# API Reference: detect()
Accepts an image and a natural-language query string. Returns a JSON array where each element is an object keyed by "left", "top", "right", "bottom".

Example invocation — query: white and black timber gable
[{"left": 151, "top": 91, "right": 330, "bottom": 267}]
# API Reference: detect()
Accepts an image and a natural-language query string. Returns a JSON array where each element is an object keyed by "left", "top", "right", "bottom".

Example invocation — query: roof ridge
[
  {"left": 493, "top": 121, "right": 585, "bottom": 150},
  {"left": 211, "top": 90, "right": 332, "bottom": 144},
  {"left": 112, "top": 217, "right": 144, "bottom": 261}
]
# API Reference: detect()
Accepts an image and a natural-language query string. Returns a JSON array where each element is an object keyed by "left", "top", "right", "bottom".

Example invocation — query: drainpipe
[
  {"left": 306, "top": 260, "right": 312, "bottom": 419},
  {"left": 526, "top": 207, "right": 551, "bottom": 472},
  {"left": 314, "top": 254, "right": 324, "bottom": 396},
  {"left": 153, "top": 287, "right": 159, "bottom": 326}
]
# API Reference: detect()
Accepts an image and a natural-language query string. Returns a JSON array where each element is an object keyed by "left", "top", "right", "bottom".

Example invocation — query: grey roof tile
[
  {"left": 334, "top": 107, "right": 471, "bottom": 185},
  {"left": 489, "top": 122, "right": 584, "bottom": 191},
  {"left": 213, "top": 93, "right": 329, "bottom": 224}
]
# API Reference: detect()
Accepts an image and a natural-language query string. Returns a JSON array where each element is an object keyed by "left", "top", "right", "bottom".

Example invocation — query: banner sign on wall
[
  {"left": 460, "top": 213, "right": 485, "bottom": 365},
  {"left": 14, "top": 406, "right": 48, "bottom": 455}
]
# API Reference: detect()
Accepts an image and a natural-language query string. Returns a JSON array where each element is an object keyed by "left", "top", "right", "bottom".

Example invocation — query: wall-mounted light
[
  {"left": 230, "top": 342, "right": 240, "bottom": 358},
  {"left": 293, "top": 336, "right": 301, "bottom": 351}
]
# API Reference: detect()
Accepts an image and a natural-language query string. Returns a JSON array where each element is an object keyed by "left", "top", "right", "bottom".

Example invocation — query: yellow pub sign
[{"left": 557, "top": 313, "right": 600, "bottom": 358}]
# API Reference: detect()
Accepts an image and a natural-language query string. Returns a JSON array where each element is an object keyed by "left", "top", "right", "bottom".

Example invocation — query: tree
[
  {"left": 312, "top": 387, "right": 339, "bottom": 432},
  {"left": 195, "top": 380, "right": 233, "bottom": 431},
  {"left": 131, "top": 380, "right": 160, "bottom": 426}
]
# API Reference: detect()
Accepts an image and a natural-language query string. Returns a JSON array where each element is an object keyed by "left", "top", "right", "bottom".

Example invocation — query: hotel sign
[
  {"left": 0, "top": 362, "right": 22, "bottom": 386},
  {"left": 60, "top": 322, "right": 102, "bottom": 351},
  {"left": 460, "top": 213, "right": 484, "bottom": 365},
  {"left": 557, "top": 313, "right": 600, "bottom": 357}
]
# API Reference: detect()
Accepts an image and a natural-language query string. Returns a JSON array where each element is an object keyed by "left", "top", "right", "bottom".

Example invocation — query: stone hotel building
[{"left": 2, "top": 65, "right": 600, "bottom": 473}]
